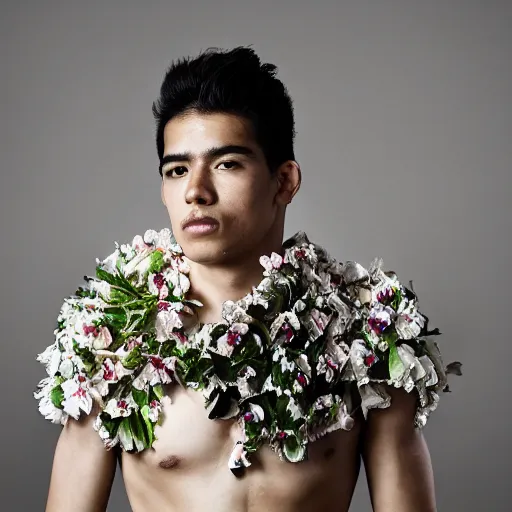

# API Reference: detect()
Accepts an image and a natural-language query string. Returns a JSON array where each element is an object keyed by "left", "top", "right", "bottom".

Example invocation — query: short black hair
[{"left": 152, "top": 45, "right": 296, "bottom": 177}]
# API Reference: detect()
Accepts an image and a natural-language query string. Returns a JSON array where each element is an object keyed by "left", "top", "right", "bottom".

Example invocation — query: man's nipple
[{"left": 158, "top": 455, "right": 181, "bottom": 470}]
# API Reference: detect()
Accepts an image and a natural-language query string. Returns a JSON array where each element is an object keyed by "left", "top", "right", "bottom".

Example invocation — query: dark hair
[{"left": 152, "top": 45, "right": 296, "bottom": 176}]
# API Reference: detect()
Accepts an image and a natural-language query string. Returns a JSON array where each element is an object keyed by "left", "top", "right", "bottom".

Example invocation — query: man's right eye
[{"left": 164, "top": 167, "right": 187, "bottom": 178}]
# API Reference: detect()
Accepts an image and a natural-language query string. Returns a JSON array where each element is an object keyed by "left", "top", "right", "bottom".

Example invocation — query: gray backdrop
[{"left": 2, "top": 1, "right": 511, "bottom": 510}]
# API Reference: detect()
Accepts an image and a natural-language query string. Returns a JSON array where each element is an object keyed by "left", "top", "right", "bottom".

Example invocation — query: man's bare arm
[
  {"left": 361, "top": 386, "right": 437, "bottom": 512},
  {"left": 46, "top": 406, "right": 117, "bottom": 512}
]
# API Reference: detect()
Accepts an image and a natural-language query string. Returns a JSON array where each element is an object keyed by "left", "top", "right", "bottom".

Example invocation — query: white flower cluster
[{"left": 34, "top": 228, "right": 455, "bottom": 467}]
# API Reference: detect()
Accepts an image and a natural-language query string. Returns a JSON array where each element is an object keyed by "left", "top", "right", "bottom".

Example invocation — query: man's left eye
[{"left": 218, "top": 161, "right": 239, "bottom": 170}]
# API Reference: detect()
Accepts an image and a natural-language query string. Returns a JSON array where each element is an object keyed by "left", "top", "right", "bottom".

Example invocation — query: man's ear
[{"left": 275, "top": 160, "right": 301, "bottom": 206}]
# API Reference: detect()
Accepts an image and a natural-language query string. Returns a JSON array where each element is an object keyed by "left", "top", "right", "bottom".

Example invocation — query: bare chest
[
  {"left": 147, "top": 383, "right": 241, "bottom": 470},
  {"left": 124, "top": 383, "right": 361, "bottom": 473},
  {"left": 120, "top": 384, "right": 363, "bottom": 511}
]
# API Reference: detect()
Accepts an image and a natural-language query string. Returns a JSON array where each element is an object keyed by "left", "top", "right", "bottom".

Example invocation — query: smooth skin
[{"left": 45, "top": 112, "right": 436, "bottom": 511}]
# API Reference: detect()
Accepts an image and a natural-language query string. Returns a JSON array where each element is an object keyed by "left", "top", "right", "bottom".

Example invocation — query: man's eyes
[
  {"left": 217, "top": 161, "right": 239, "bottom": 170},
  {"left": 164, "top": 161, "right": 240, "bottom": 178},
  {"left": 164, "top": 166, "right": 187, "bottom": 178}
]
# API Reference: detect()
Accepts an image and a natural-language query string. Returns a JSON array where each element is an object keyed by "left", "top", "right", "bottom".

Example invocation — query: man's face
[{"left": 160, "top": 111, "right": 285, "bottom": 265}]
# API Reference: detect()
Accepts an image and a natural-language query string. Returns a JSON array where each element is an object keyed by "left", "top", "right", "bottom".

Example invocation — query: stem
[
  {"left": 108, "top": 284, "right": 139, "bottom": 299},
  {"left": 103, "top": 298, "right": 148, "bottom": 309}
]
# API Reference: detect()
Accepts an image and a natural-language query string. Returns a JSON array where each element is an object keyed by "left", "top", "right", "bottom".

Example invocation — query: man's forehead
[
  {"left": 162, "top": 114, "right": 261, "bottom": 163},
  {"left": 163, "top": 111, "right": 253, "bottom": 140}
]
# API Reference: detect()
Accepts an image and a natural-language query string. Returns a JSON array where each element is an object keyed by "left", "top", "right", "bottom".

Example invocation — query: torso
[{"left": 120, "top": 383, "right": 363, "bottom": 512}]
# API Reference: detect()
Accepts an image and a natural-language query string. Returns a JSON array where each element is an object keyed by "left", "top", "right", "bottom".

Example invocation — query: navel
[{"left": 158, "top": 455, "right": 181, "bottom": 469}]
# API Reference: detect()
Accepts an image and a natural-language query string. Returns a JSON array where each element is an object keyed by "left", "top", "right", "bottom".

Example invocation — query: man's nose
[{"left": 184, "top": 165, "right": 216, "bottom": 206}]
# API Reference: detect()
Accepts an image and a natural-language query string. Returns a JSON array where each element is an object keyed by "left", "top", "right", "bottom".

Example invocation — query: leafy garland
[{"left": 34, "top": 229, "right": 460, "bottom": 470}]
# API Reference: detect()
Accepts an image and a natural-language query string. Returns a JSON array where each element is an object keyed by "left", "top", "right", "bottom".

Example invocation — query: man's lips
[
  {"left": 181, "top": 216, "right": 219, "bottom": 235},
  {"left": 181, "top": 216, "right": 219, "bottom": 230}
]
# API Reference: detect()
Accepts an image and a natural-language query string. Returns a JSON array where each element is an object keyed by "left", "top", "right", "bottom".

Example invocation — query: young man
[{"left": 36, "top": 46, "right": 457, "bottom": 511}]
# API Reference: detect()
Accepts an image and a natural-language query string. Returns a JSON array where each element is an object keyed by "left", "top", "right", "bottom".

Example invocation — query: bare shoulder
[
  {"left": 46, "top": 405, "right": 117, "bottom": 512},
  {"left": 361, "top": 386, "right": 436, "bottom": 512},
  {"left": 366, "top": 386, "right": 419, "bottom": 432}
]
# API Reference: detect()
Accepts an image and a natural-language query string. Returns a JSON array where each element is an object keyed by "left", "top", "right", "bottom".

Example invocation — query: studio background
[{"left": 2, "top": 1, "right": 510, "bottom": 510}]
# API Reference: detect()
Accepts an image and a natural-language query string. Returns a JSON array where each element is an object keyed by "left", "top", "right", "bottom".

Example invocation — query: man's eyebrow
[{"left": 159, "top": 145, "right": 256, "bottom": 173}]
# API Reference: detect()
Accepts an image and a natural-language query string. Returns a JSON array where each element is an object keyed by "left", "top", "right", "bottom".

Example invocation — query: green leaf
[
  {"left": 104, "top": 310, "right": 127, "bottom": 331},
  {"left": 152, "top": 384, "right": 164, "bottom": 400},
  {"left": 53, "top": 375, "right": 65, "bottom": 386},
  {"left": 186, "top": 361, "right": 214, "bottom": 385},
  {"left": 140, "top": 405, "right": 155, "bottom": 445},
  {"left": 361, "top": 329, "right": 375, "bottom": 350},
  {"left": 391, "top": 288, "right": 402, "bottom": 311},
  {"left": 383, "top": 330, "right": 398, "bottom": 347},
  {"left": 109, "top": 288, "right": 132, "bottom": 304},
  {"left": 72, "top": 343, "right": 98, "bottom": 375},
  {"left": 308, "top": 335, "right": 327, "bottom": 362},
  {"left": 237, "top": 331, "right": 264, "bottom": 361},
  {"left": 248, "top": 318, "right": 271, "bottom": 346},
  {"left": 118, "top": 418, "right": 135, "bottom": 451},
  {"left": 131, "top": 388, "right": 149, "bottom": 408},
  {"left": 148, "top": 250, "right": 164, "bottom": 274},
  {"left": 388, "top": 343, "right": 405, "bottom": 380},
  {"left": 50, "top": 385, "right": 64, "bottom": 408},
  {"left": 282, "top": 433, "right": 306, "bottom": 462},
  {"left": 130, "top": 412, "right": 148, "bottom": 448},
  {"left": 244, "top": 421, "right": 263, "bottom": 441},
  {"left": 275, "top": 395, "right": 290, "bottom": 424},
  {"left": 329, "top": 401, "right": 340, "bottom": 421},
  {"left": 96, "top": 266, "right": 140, "bottom": 297},
  {"left": 124, "top": 308, "right": 148, "bottom": 333},
  {"left": 208, "top": 351, "right": 232, "bottom": 381},
  {"left": 114, "top": 269, "right": 141, "bottom": 296},
  {"left": 122, "top": 346, "right": 144, "bottom": 369},
  {"left": 99, "top": 414, "right": 120, "bottom": 438},
  {"left": 95, "top": 267, "right": 120, "bottom": 287}
]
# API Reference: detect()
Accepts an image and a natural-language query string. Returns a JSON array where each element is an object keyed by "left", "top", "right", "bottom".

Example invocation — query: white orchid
[
  {"left": 148, "top": 400, "right": 162, "bottom": 422},
  {"left": 104, "top": 393, "right": 138, "bottom": 419},
  {"left": 61, "top": 375, "right": 93, "bottom": 419},
  {"left": 85, "top": 279, "right": 111, "bottom": 300},
  {"left": 93, "top": 416, "right": 120, "bottom": 449},
  {"left": 34, "top": 377, "right": 67, "bottom": 424},
  {"left": 395, "top": 299, "right": 425, "bottom": 339},
  {"left": 155, "top": 309, "right": 183, "bottom": 342},
  {"left": 122, "top": 248, "right": 153, "bottom": 285},
  {"left": 163, "top": 267, "right": 190, "bottom": 297},
  {"left": 259, "top": 252, "right": 283, "bottom": 272},
  {"left": 92, "top": 326, "right": 113, "bottom": 350},
  {"left": 36, "top": 344, "right": 62, "bottom": 376},
  {"left": 216, "top": 323, "right": 249, "bottom": 357},
  {"left": 97, "top": 249, "right": 120, "bottom": 274}
]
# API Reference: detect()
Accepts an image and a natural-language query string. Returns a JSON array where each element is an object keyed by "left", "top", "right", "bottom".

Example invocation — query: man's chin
[{"left": 180, "top": 239, "right": 236, "bottom": 266}]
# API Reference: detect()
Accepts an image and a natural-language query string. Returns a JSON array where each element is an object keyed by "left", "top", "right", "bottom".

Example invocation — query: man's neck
[{"left": 185, "top": 239, "right": 284, "bottom": 324}]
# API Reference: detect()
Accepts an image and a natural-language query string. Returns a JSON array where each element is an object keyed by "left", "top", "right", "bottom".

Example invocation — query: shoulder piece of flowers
[{"left": 34, "top": 229, "right": 461, "bottom": 470}]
